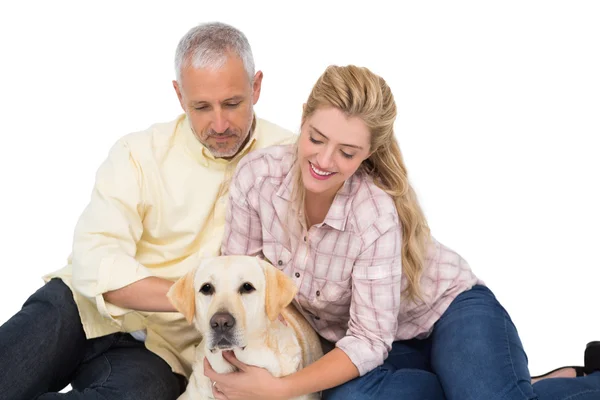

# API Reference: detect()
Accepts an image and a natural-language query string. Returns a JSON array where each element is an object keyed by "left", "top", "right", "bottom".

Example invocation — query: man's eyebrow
[
  {"left": 191, "top": 96, "right": 245, "bottom": 105},
  {"left": 223, "top": 95, "right": 245, "bottom": 102},
  {"left": 310, "top": 125, "right": 364, "bottom": 150}
]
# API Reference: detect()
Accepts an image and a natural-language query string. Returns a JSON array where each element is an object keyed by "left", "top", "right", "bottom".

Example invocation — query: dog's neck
[
  {"left": 203, "top": 318, "right": 291, "bottom": 375},
  {"left": 203, "top": 348, "right": 238, "bottom": 374}
]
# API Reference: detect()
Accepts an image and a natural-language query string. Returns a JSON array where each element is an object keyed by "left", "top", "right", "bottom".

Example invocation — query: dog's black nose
[{"left": 210, "top": 312, "right": 236, "bottom": 333}]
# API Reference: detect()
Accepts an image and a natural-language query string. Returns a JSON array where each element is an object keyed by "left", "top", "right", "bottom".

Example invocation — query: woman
[{"left": 208, "top": 65, "right": 600, "bottom": 399}]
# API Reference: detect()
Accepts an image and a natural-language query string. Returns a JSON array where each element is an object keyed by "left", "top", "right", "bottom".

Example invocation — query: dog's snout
[{"left": 210, "top": 312, "right": 236, "bottom": 333}]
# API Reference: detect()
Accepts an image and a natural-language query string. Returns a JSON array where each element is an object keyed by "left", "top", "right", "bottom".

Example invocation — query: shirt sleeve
[
  {"left": 221, "top": 158, "right": 264, "bottom": 257},
  {"left": 335, "top": 216, "right": 402, "bottom": 376},
  {"left": 70, "top": 139, "right": 152, "bottom": 325}
]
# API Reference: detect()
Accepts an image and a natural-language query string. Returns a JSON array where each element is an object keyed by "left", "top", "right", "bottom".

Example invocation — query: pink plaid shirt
[{"left": 222, "top": 145, "right": 481, "bottom": 376}]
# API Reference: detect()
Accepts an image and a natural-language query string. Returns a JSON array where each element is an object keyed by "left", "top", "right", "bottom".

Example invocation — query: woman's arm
[
  {"left": 278, "top": 348, "right": 358, "bottom": 397},
  {"left": 204, "top": 348, "right": 358, "bottom": 400},
  {"left": 335, "top": 217, "right": 402, "bottom": 376}
]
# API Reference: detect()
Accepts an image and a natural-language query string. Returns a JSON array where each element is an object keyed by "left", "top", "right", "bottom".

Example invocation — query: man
[{"left": 0, "top": 22, "right": 295, "bottom": 399}]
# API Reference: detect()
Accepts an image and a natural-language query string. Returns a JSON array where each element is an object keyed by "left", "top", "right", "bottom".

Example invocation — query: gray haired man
[{"left": 0, "top": 22, "right": 295, "bottom": 399}]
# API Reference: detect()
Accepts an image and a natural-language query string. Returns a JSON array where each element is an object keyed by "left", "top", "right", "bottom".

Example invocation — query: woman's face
[{"left": 297, "top": 107, "right": 372, "bottom": 198}]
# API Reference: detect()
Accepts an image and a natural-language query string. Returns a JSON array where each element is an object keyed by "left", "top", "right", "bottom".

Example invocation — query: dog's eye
[
  {"left": 239, "top": 282, "right": 255, "bottom": 294},
  {"left": 199, "top": 283, "right": 214, "bottom": 295}
]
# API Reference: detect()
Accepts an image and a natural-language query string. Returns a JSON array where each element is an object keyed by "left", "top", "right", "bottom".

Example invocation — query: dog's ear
[
  {"left": 259, "top": 258, "right": 298, "bottom": 321},
  {"left": 167, "top": 268, "right": 196, "bottom": 324}
]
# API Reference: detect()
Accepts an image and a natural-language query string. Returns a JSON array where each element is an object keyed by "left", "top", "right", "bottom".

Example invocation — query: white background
[{"left": 0, "top": 0, "right": 598, "bottom": 377}]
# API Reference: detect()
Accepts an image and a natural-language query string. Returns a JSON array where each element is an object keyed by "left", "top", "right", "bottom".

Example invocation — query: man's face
[{"left": 173, "top": 54, "right": 262, "bottom": 158}]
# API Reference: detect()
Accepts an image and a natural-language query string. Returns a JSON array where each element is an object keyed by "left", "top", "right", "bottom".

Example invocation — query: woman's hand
[{"left": 204, "top": 351, "right": 289, "bottom": 400}]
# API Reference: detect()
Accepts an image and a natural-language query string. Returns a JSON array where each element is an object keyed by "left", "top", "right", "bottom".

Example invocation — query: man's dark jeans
[{"left": 0, "top": 278, "right": 185, "bottom": 400}]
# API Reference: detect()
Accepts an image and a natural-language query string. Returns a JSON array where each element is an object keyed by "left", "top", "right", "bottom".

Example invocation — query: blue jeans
[
  {"left": 323, "top": 285, "right": 600, "bottom": 400},
  {"left": 0, "top": 278, "right": 185, "bottom": 400}
]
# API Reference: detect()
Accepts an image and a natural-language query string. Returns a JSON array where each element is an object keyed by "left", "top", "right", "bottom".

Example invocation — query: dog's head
[{"left": 167, "top": 255, "right": 297, "bottom": 351}]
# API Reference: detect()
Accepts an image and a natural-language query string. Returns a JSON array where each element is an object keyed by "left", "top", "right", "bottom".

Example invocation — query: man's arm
[
  {"left": 71, "top": 139, "right": 172, "bottom": 321},
  {"left": 103, "top": 277, "right": 175, "bottom": 312}
]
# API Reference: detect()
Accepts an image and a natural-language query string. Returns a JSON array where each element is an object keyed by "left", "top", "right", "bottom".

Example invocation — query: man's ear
[
  {"left": 258, "top": 258, "right": 298, "bottom": 321},
  {"left": 172, "top": 80, "right": 185, "bottom": 111},
  {"left": 167, "top": 268, "right": 196, "bottom": 324},
  {"left": 251, "top": 70, "right": 263, "bottom": 105}
]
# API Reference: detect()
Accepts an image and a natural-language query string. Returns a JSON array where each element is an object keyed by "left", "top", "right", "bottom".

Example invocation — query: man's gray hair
[{"left": 174, "top": 22, "right": 255, "bottom": 82}]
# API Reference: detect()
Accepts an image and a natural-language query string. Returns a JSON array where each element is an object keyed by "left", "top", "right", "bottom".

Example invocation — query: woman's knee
[{"left": 451, "top": 285, "right": 502, "bottom": 309}]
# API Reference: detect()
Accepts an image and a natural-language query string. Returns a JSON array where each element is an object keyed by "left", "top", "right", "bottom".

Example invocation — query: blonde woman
[{"left": 207, "top": 65, "right": 600, "bottom": 399}]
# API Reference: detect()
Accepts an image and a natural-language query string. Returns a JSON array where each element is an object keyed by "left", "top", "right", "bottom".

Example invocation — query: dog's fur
[{"left": 168, "top": 255, "right": 323, "bottom": 400}]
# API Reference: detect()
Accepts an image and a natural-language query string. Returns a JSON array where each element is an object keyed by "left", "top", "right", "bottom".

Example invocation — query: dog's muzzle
[{"left": 209, "top": 312, "right": 238, "bottom": 349}]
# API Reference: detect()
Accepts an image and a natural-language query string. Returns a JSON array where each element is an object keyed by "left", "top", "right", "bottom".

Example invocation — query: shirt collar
[
  {"left": 276, "top": 159, "right": 296, "bottom": 202},
  {"left": 180, "top": 114, "right": 258, "bottom": 169},
  {"left": 320, "top": 175, "right": 359, "bottom": 231}
]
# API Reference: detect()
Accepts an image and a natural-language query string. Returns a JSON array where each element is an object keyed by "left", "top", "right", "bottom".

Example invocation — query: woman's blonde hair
[{"left": 295, "top": 65, "right": 431, "bottom": 302}]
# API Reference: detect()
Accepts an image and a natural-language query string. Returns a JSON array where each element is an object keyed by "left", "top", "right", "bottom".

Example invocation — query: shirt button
[
  {"left": 316, "top": 290, "right": 320, "bottom": 297},
  {"left": 295, "top": 272, "right": 300, "bottom": 278},
  {"left": 315, "top": 316, "right": 320, "bottom": 320},
  {"left": 278, "top": 260, "right": 283, "bottom": 266},
  {"left": 303, "top": 236, "right": 307, "bottom": 242}
]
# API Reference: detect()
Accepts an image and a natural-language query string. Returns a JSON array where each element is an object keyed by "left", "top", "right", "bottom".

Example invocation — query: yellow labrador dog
[{"left": 168, "top": 255, "right": 323, "bottom": 400}]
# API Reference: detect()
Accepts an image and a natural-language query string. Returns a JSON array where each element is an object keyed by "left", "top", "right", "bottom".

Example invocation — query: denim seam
[
  {"left": 90, "top": 355, "right": 112, "bottom": 389},
  {"left": 563, "top": 389, "right": 600, "bottom": 400},
  {"left": 504, "top": 313, "right": 532, "bottom": 400}
]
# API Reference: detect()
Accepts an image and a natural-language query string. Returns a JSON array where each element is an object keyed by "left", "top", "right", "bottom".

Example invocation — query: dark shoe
[
  {"left": 531, "top": 366, "right": 585, "bottom": 380},
  {"left": 533, "top": 341, "right": 600, "bottom": 380},
  {"left": 584, "top": 341, "right": 600, "bottom": 374}
]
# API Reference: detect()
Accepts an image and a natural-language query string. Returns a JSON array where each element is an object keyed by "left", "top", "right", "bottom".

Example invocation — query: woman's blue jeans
[{"left": 323, "top": 285, "right": 600, "bottom": 400}]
